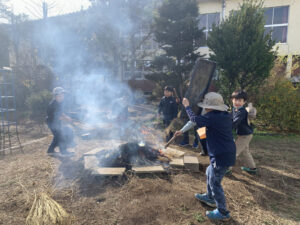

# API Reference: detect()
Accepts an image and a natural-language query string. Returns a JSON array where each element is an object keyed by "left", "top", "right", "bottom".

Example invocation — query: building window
[
  {"left": 264, "top": 6, "right": 289, "bottom": 43},
  {"left": 134, "top": 28, "right": 158, "bottom": 51},
  {"left": 198, "top": 12, "right": 220, "bottom": 46},
  {"left": 122, "top": 60, "right": 151, "bottom": 80}
]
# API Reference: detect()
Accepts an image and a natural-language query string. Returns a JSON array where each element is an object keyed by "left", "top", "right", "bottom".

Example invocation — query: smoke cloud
[{"left": 27, "top": 4, "right": 157, "bottom": 144}]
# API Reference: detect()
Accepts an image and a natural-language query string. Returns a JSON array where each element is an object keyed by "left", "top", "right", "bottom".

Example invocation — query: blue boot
[
  {"left": 241, "top": 167, "right": 257, "bottom": 174},
  {"left": 206, "top": 209, "right": 230, "bottom": 220},
  {"left": 195, "top": 193, "right": 216, "bottom": 207}
]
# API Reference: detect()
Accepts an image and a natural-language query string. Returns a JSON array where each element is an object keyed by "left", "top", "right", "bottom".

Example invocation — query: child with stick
[
  {"left": 175, "top": 92, "right": 236, "bottom": 220},
  {"left": 158, "top": 86, "right": 178, "bottom": 141}
]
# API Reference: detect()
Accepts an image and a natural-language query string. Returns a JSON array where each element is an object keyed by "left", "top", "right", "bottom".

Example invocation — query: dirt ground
[{"left": 0, "top": 109, "right": 300, "bottom": 225}]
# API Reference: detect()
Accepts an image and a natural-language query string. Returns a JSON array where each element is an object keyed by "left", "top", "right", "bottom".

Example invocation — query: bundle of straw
[{"left": 26, "top": 193, "right": 71, "bottom": 225}]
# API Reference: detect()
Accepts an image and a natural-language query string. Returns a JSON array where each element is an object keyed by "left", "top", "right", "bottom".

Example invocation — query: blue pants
[{"left": 206, "top": 163, "right": 229, "bottom": 215}]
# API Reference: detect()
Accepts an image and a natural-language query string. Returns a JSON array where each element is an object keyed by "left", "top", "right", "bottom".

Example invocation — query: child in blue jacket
[
  {"left": 175, "top": 92, "right": 236, "bottom": 220},
  {"left": 158, "top": 86, "right": 178, "bottom": 141},
  {"left": 231, "top": 90, "right": 257, "bottom": 174}
]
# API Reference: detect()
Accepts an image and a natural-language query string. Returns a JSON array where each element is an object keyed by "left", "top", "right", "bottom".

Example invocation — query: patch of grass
[
  {"left": 263, "top": 220, "right": 276, "bottom": 225},
  {"left": 295, "top": 211, "right": 300, "bottom": 221},
  {"left": 269, "top": 204, "right": 279, "bottom": 212},
  {"left": 293, "top": 199, "right": 300, "bottom": 221},
  {"left": 180, "top": 204, "right": 189, "bottom": 212},
  {"left": 194, "top": 213, "right": 205, "bottom": 223},
  {"left": 253, "top": 133, "right": 300, "bottom": 141}
]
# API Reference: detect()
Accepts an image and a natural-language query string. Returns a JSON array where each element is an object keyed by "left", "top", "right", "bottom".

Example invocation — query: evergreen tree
[
  {"left": 0, "top": 0, "right": 9, "bottom": 19},
  {"left": 87, "top": 0, "right": 157, "bottom": 77},
  {"left": 207, "top": 0, "right": 276, "bottom": 100},
  {"left": 147, "top": 0, "right": 204, "bottom": 97}
]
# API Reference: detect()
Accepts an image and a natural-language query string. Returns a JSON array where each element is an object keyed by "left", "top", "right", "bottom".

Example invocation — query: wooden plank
[
  {"left": 93, "top": 167, "right": 125, "bottom": 176},
  {"left": 132, "top": 165, "right": 166, "bottom": 174},
  {"left": 84, "top": 156, "right": 98, "bottom": 170},
  {"left": 170, "top": 158, "right": 184, "bottom": 168},
  {"left": 184, "top": 59, "right": 216, "bottom": 107},
  {"left": 184, "top": 156, "right": 200, "bottom": 172},
  {"left": 84, "top": 148, "right": 106, "bottom": 156},
  {"left": 163, "top": 147, "right": 185, "bottom": 158}
]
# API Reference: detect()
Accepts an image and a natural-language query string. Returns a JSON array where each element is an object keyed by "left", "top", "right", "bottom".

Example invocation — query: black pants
[
  {"left": 181, "top": 118, "right": 190, "bottom": 144},
  {"left": 200, "top": 139, "right": 208, "bottom": 154},
  {"left": 47, "top": 123, "right": 74, "bottom": 153},
  {"left": 163, "top": 119, "right": 174, "bottom": 142},
  {"left": 182, "top": 131, "right": 189, "bottom": 144}
]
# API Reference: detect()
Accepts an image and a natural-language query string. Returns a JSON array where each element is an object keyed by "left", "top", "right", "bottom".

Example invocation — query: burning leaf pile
[{"left": 95, "top": 142, "right": 169, "bottom": 171}]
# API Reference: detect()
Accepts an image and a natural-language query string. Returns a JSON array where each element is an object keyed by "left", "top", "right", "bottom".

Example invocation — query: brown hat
[{"left": 197, "top": 92, "right": 229, "bottom": 111}]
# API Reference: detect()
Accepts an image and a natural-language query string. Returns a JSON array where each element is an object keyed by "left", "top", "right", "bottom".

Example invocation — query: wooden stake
[{"left": 164, "top": 135, "right": 177, "bottom": 149}]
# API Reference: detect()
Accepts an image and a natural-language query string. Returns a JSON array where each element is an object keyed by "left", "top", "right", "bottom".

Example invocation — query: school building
[{"left": 197, "top": 0, "right": 300, "bottom": 78}]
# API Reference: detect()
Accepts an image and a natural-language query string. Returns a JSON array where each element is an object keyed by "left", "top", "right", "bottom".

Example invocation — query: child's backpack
[{"left": 246, "top": 103, "right": 257, "bottom": 125}]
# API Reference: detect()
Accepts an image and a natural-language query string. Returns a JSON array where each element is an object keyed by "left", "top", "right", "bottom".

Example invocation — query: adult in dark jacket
[
  {"left": 174, "top": 92, "right": 236, "bottom": 221},
  {"left": 158, "top": 86, "right": 178, "bottom": 141},
  {"left": 46, "top": 87, "right": 75, "bottom": 155}
]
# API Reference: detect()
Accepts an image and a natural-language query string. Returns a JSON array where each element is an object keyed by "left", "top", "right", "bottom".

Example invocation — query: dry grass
[
  {"left": 25, "top": 193, "right": 71, "bottom": 225},
  {"left": 0, "top": 123, "right": 299, "bottom": 225}
]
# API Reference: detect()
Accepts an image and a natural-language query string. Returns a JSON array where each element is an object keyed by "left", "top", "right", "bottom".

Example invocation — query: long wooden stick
[{"left": 164, "top": 135, "right": 177, "bottom": 149}]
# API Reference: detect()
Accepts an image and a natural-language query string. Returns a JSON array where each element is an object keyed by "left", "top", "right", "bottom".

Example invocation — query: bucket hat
[
  {"left": 197, "top": 92, "right": 228, "bottom": 111},
  {"left": 53, "top": 87, "right": 66, "bottom": 95}
]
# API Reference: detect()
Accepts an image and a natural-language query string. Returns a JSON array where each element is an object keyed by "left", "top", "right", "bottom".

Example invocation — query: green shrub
[
  {"left": 256, "top": 79, "right": 300, "bottom": 133},
  {"left": 25, "top": 90, "right": 52, "bottom": 124}
]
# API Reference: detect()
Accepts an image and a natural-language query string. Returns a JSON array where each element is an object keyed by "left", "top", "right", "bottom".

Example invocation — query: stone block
[
  {"left": 170, "top": 158, "right": 184, "bottom": 168},
  {"left": 184, "top": 156, "right": 199, "bottom": 172}
]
